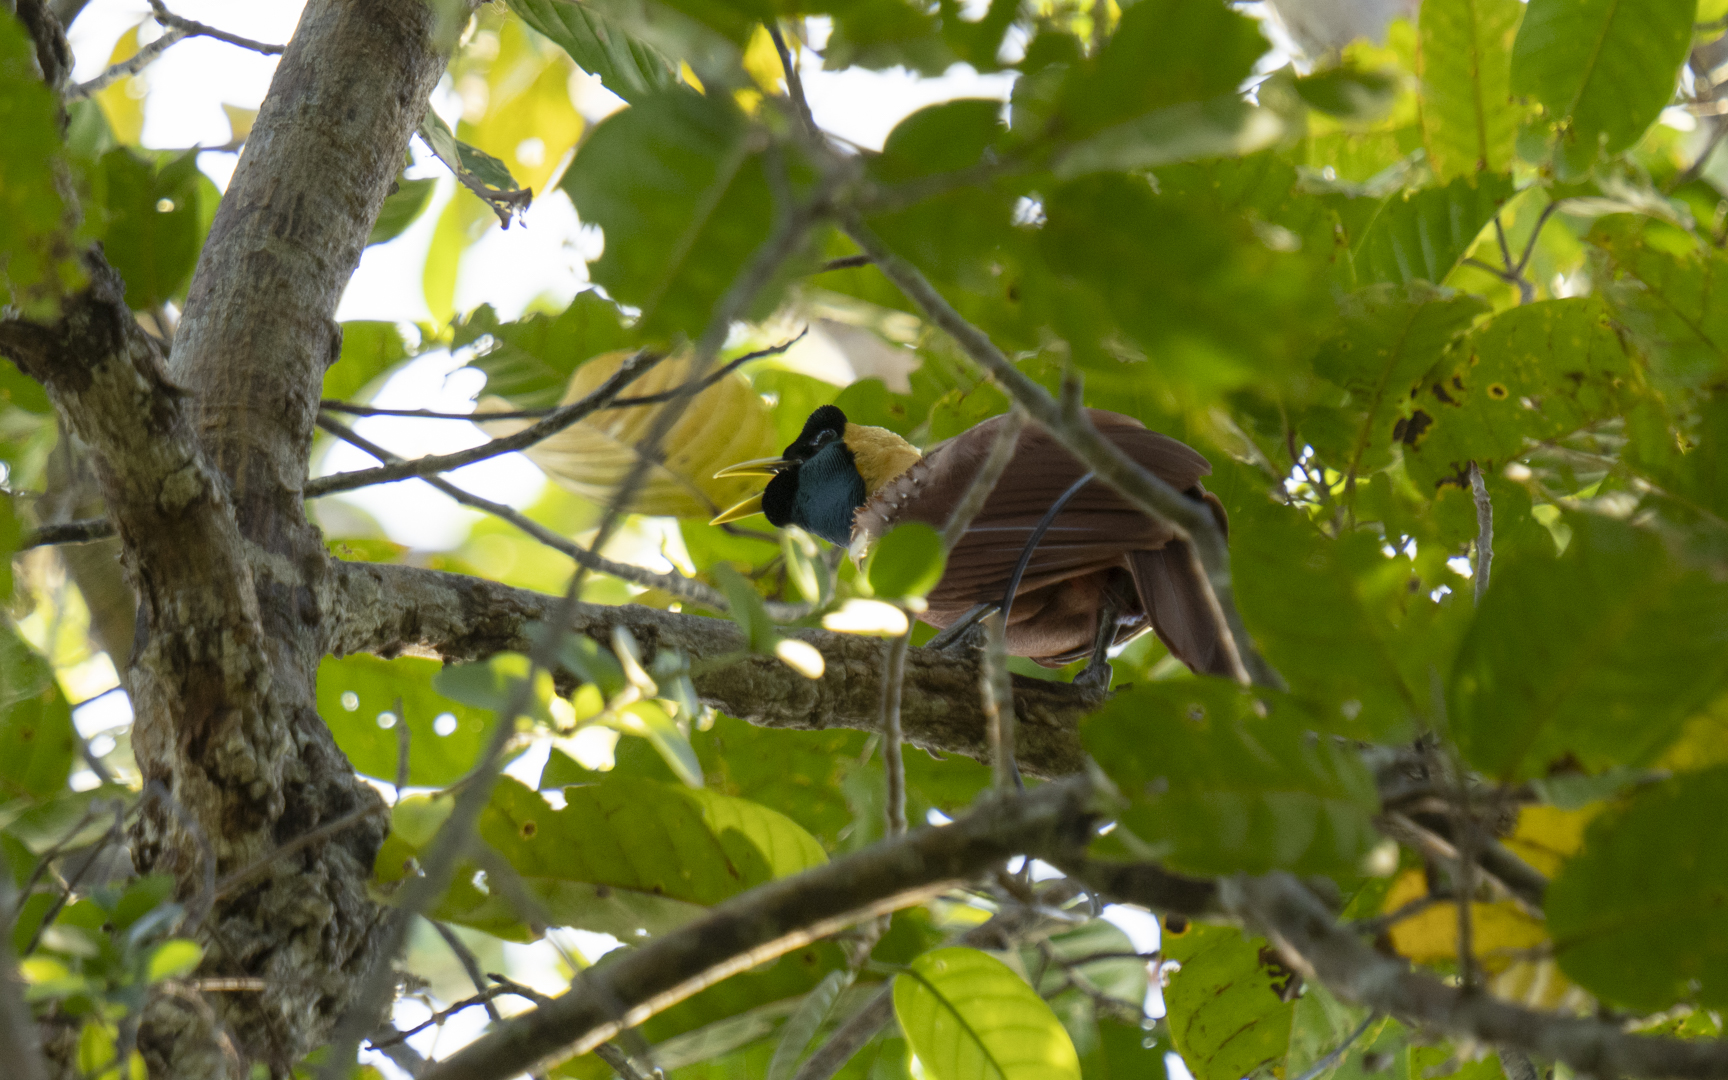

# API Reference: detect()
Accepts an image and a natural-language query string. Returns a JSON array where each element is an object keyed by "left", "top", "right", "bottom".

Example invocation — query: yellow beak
[
  {"left": 712, "top": 456, "right": 791, "bottom": 479},
  {"left": 710, "top": 492, "right": 766, "bottom": 525}
]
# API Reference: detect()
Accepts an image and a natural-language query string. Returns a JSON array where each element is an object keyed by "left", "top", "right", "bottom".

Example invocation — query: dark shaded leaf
[
  {"left": 1547, "top": 766, "right": 1728, "bottom": 1010},
  {"left": 99, "top": 148, "right": 202, "bottom": 309},
  {"left": 1082, "top": 681, "right": 1380, "bottom": 876}
]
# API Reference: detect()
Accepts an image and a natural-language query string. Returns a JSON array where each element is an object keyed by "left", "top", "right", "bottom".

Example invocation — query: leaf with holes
[
  {"left": 894, "top": 946, "right": 1081, "bottom": 1080},
  {"left": 1449, "top": 515, "right": 1728, "bottom": 779},
  {"left": 1161, "top": 922, "right": 1296, "bottom": 1080},
  {"left": 1308, "top": 284, "right": 1488, "bottom": 481},
  {"left": 1400, "top": 296, "right": 1638, "bottom": 490},
  {"left": 316, "top": 655, "right": 502, "bottom": 787},
  {"left": 1589, "top": 217, "right": 1728, "bottom": 392},
  {"left": 1082, "top": 681, "right": 1380, "bottom": 876}
]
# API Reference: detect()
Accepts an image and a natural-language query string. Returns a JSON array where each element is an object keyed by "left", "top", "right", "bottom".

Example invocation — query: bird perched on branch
[{"left": 713, "top": 404, "right": 1237, "bottom": 683}]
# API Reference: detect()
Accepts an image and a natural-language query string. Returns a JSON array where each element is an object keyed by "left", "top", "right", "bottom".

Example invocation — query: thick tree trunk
[{"left": 4, "top": 0, "right": 462, "bottom": 1073}]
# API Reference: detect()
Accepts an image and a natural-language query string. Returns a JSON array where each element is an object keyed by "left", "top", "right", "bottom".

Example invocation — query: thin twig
[
  {"left": 24, "top": 808, "right": 125, "bottom": 956},
  {"left": 68, "top": 27, "right": 187, "bottom": 99},
  {"left": 1469, "top": 461, "right": 1493, "bottom": 604},
  {"left": 1350, "top": 893, "right": 1444, "bottom": 937},
  {"left": 306, "top": 350, "right": 663, "bottom": 497},
  {"left": 979, "top": 612, "right": 1020, "bottom": 794},
  {"left": 433, "top": 922, "right": 502, "bottom": 1022},
  {"left": 368, "top": 985, "right": 526, "bottom": 1048},
  {"left": 879, "top": 627, "right": 912, "bottom": 836},
  {"left": 146, "top": 0, "right": 282, "bottom": 54},
  {"left": 940, "top": 408, "right": 1025, "bottom": 549},
  {"left": 21, "top": 517, "right": 115, "bottom": 548},
  {"left": 1291, "top": 1013, "right": 1379, "bottom": 1080},
  {"left": 766, "top": 22, "right": 817, "bottom": 137},
  {"left": 317, "top": 333, "right": 804, "bottom": 421},
  {"left": 1514, "top": 201, "right": 1564, "bottom": 275},
  {"left": 816, "top": 255, "right": 872, "bottom": 273},
  {"left": 315, "top": 415, "right": 739, "bottom": 612},
  {"left": 790, "top": 987, "right": 894, "bottom": 1080}
]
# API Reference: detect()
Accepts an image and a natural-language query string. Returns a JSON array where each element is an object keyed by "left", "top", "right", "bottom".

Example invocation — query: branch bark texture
[{"left": 329, "top": 562, "right": 1093, "bottom": 777}]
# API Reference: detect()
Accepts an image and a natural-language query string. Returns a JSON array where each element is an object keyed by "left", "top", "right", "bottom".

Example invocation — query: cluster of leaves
[{"left": 8, "top": 0, "right": 1728, "bottom": 1077}]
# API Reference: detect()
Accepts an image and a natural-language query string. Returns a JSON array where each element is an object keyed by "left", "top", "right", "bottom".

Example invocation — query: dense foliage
[{"left": 5, "top": 0, "right": 1728, "bottom": 1077}]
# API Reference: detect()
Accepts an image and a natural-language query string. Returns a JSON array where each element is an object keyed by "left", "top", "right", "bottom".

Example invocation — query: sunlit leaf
[
  {"left": 367, "top": 177, "right": 437, "bottom": 246},
  {"left": 1589, "top": 217, "right": 1728, "bottom": 391},
  {"left": 478, "top": 348, "right": 779, "bottom": 517},
  {"left": 1510, "top": 0, "right": 1692, "bottom": 177},
  {"left": 1415, "top": 0, "right": 1522, "bottom": 182},
  {"left": 144, "top": 939, "right": 204, "bottom": 983},
  {"left": 894, "top": 946, "right": 1081, "bottom": 1080},
  {"left": 317, "top": 655, "right": 504, "bottom": 786},
  {"left": 509, "top": 0, "right": 678, "bottom": 101},
  {"left": 323, "top": 321, "right": 414, "bottom": 402},
  {"left": 867, "top": 522, "right": 945, "bottom": 601},
  {"left": 1161, "top": 922, "right": 1296, "bottom": 1080}
]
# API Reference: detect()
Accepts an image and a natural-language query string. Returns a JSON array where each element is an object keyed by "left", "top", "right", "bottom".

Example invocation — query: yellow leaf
[
  {"left": 1382, "top": 869, "right": 1549, "bottom": 974},
  {"left": 221, "top": 103, "right": 258, "bottom": 144},
  {"left": 1655, "top": 692, "right": 1728, "bottom": 774},
  {"left": 459, "top": 18, "right": 584, "bottom": 194},
  {"left": 479, "top": 351, "right": 779, "bottom": 518},
  {"left": 422, "top": 189, "right": 493, "bottom": 324},
  {"left": 94, "top": 24, "right": 146, "bottom": 145},
  {"left": 1502, "top": 804, "right": 1598, "bottom": 878},
  {"left": 1490, "top": 957, "right": 1588, "bottom": 1013},
  {"left": 742, "top": 25, "right": 787, "bottom": 95}
]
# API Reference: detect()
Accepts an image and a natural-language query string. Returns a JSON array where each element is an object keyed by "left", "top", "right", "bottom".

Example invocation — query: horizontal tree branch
[
  {"left": 417, "top": 776, "right": 1099, "bottom": 1080},
  {"left": 328, "top": 562, "right": 1094, "bottom": 777},
  {"left": 1225, "top": 872, "right": 1728, "bottom": 1080},
  {"left": 21, "top": 515, "right": 115, "bottom": 548}
]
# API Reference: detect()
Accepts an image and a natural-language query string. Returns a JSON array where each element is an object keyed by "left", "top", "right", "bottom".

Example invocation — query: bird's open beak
[
  {"left": 710, "top": 492, "right": 765, "bottom": 525},
  {"left": 712, "top": 457, "right": 791, "bottom": 479}
]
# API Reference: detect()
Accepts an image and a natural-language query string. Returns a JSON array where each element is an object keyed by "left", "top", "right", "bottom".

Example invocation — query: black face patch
[
  {"left": 783, "top": 405, "right": 848, "bottom": 462},
  {"left": 762, "top": 469, "right": 799, "bottom": 527}
]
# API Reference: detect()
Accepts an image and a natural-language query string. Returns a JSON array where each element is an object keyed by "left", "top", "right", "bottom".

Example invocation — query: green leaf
[
  {"left": 99, "top": 148, "right": 203, "bottom": 308},
  {"left": 560, "top": 90, "right": 787, "bottom": 336},
  {"left": 0, "top": 13, "right": 79, "bottom": 319},
  {"left": 1399, "top": 297, "right": 1637, "bottom": 489},
  {"left": 867, "top": 522, "right": 946, "bottom": 600},
  {"left": 1416, "top": 0, "right": 1523, "bottom": 182},
  {"left": 713, "top": 563, "right": 780, "bottom": 653},
  {"left": 1056, "top": 0, "right": 1269, "bottom": 138},
  {"left": 323, "top": 321, "right": 413, "bottom": 402},
  {"left": 1052, "top": 96, "right": 1286, "bottom": 180},
  {"left": 0, "top": 621, "right": 76, "bottom": 804},
  {"left": 508, "top": 0, "right": 678, "bottom": 102},
  {"left": 1309, "top": 284, "right": 1489, "bottom": 480},
  {"left": 767, "top": 969, "right": 851, "bottom": 1080},
  {"left": 368, "top": 177, "right": 437, "bottom": 246},
  {"left": 1510, "top": 0, "right": 1693, "bottom": 177},
  {"left": 1160, "top": 922, "right": 1296, "bottom": 1080},
  {"left": 1348, "top": 173, "right": 1513, "bottom": 287},
  {"left": 316, "top": 655, "right": 504, "bottom": 787},
  {"left": 1625, "top": 394, "right": 1728, "bottom": 525},
  {"left": 1546, "top": 766, "right": 1728, "bottom": 1010},
  {"left": 623, "top": 698, "right": 704, "bottom": 788},
  {"left": 430, "top": 775, "right": 827, "bottom": 937},
  {"left": 894, "top": 946, "right": 1081, "bottom": 1080},
  {"left": 1082, "top": 681, "right": 1380, "bottom": 876},
  {"left": 144, "top": 939, "right": 203, "bottom": 983},
  {"left": 461, "top": 293, "right": 638, "bottom": 408},
  {"left": 1589, "top": 217, "right": 1728, "bottom": 391},
  {"left": 1449, "top": 516, "right": 1728, "bottom": 780},
  {"left": 1296, "top": 67, "right": 1399, "bottom": 123},
  {"left": 433, "top": 652, "right": 556, "bottom": 725},
  {"left": 420, "top": 111, "right": 523, "bottom": 196}
]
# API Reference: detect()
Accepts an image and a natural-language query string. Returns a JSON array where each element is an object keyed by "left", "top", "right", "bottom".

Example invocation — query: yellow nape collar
[{"left": 844, "top": 423, "right": 921, "bottom": 495}]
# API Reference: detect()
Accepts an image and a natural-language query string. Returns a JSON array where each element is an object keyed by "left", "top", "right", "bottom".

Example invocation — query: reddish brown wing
[{"left": 855, "top": 409, "right": 1234, "bottom": 671}]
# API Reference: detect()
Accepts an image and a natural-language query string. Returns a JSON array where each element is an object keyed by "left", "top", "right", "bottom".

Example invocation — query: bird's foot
[
  {"left": 1071, "top": 657, "right": 1114, "bottom": 697},
  {"left": 925, "top": 603, "right": 995, "bottom": 652}
]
